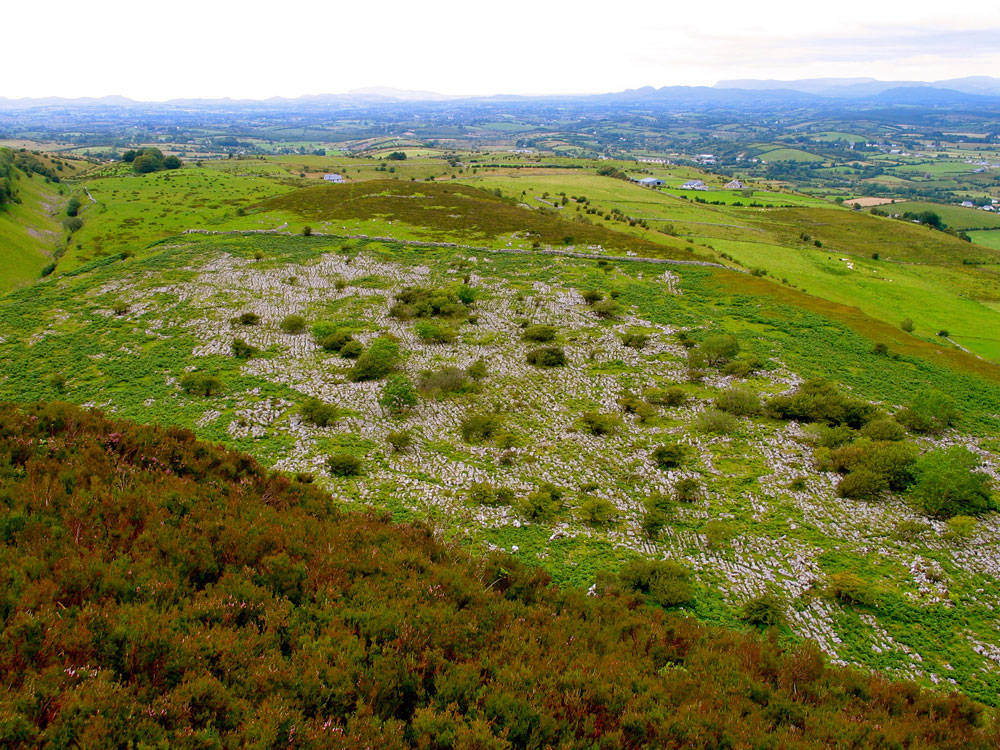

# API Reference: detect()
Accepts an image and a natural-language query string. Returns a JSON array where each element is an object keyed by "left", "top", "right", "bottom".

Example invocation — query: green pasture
[{"left": 0, "top": 170, "right": 64, "bottom": 292}]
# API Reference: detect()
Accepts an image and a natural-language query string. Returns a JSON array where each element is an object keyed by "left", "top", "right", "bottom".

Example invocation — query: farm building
[
  {"left": 636, "top": 177, "right": 665, "bottom": 187},
  {"left": 680, "top": 179, "right": 707, "bottom": 190},
  {"left": 323, "top": 173, "right": 345, "bottom": 183},
  {"left": 725, "top": 179, "right": 745, "bottom": 189}
]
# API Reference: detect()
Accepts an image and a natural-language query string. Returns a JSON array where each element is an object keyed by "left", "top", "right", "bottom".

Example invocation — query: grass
[
  {"left": 889, "top": 201, "right": 1000, "bottom": 230},
  {"left": 0, "top": 168, "right": 65, "bottom": 291}
]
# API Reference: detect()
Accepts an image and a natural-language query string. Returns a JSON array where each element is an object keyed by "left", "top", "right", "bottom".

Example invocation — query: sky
[{"left": 6, "top": 0, "right": 1000, "bottom": 100}]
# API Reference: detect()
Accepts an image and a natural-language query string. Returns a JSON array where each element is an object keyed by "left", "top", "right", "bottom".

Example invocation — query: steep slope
[
  {"left": 0, "top": 400, "right": 992, "bottom": 748},
  {"left": 0, "top": 153, "right": 65, "bottom": 291}
]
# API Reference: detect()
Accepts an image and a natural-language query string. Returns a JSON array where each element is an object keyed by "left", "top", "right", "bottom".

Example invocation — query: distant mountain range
[{"left": 2, "top": 77, "right": 1000, "bottom": 110}]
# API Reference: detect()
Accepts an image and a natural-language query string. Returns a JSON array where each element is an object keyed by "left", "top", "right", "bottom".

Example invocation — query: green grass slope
[
  {"left": 0, "top": 400, "right": 993, "bottom": 748},
  {"left": 0, "top": 168, "right": 64, "bottom": 292}
]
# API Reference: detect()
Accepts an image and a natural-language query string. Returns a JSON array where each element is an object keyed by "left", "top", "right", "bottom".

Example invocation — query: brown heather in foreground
[{"left": 0, "top": 401, "right": 993, "bottom": 749}]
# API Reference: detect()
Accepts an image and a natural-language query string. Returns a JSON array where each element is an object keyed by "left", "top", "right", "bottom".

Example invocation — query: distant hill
[
  {"left": 0, "top": 399, "right": 992, "bottom": 747},
  {"left": 716, "top": 76, "right": 1000, "bottom": 98}
]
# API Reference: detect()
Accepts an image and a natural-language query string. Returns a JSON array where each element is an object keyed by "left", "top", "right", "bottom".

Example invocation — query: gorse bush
[
  {"left": 578, "top": 411, "right": 622, "bottom": 436},
  {"left": 280, "top": 314, "right": 307, "bottom": 334},
  {"left": 615, "top": 559, "right": 694, "bottom": 608},
  {"left": 521, "top": 324, "right": 558, "bottom": 342},
  {"left": 651, "top": 442, "right": 688, "bottom": 470},
  {"left": 0, "top": 402, "right": 990, "bottom": 748},
  {"left": 327, "top": 451, "right": 363, "bottom": 477}
]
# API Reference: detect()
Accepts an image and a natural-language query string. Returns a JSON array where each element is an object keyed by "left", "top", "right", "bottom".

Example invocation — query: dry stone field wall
[{"left": 91, "top": 243, "right": 1000, "bottom": 694}]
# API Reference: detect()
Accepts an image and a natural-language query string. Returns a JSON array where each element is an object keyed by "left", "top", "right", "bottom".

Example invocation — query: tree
[
  {"left": 909, "top": 447, "right": 993, "bottom": 517},
  {"left": 380, "top": 374, "right": 418, "bottom": 414},
  {"left": 896, "top": 389, "right": 959, "bottom": 434},
  {"left": 280, "top": 314, "right": 307, "bottom": 334},
  {"left": 65, "top": 197, "right": 81, "bottom": 217},
  {"left": 350, "top": 337, "right": 401, "bottom": 381},
  {"left": 698, "top": 333, "right": 739, "bottom": 366},
  {"left": 387, "top": 151, "right": 407, "bottom": 160},
  {"left": 163, "top": 155, "right": 182, "bottom": 169}
]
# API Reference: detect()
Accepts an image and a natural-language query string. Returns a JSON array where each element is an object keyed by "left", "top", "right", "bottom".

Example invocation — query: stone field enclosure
[{"left": 3, "top": 231, "right": 1000, "bottom": 705}]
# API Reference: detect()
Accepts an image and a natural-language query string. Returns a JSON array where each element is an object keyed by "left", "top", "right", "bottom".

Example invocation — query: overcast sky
[{"left": 6, "top": 0, "right": 1000, "bottom": 99}]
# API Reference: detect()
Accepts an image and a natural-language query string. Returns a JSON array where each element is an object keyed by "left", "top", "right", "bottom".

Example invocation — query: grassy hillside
[
  {"left": 0, "top": 400, "right": 993, "bottom": 748},
  {"left": 0, "top": 165, "right": 65, "bottom": 292},
  {"left": 2, "top": 234, "right": 999, "bottom": 703}
]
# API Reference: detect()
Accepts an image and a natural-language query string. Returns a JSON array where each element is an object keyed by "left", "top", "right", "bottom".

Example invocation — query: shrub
[
  {"left": 339, "top": 340, "right": 364, "bottom": 359},
  {"left": 896, "top": 389, "right": 959, "bottom": 434},
  {"left": 230, "top": 338, "right": 258, "bottom": 359},
  {"left": 327, "top": 452, "right": 362, "bottom": 477},
  {"left": 179, "top": 372, "right": 223, "bottom": 397},
  {"left": 801, "top": 423, "right": 857, "bottom": 448},
  {"left": 302, "top": 225, "right": 312, "bottom": 237},
  {"left": 618, "top": 560, "right": 693, "bottom": 608},
  {"left": 418, "top": 367, "right": 474, "bottom": 398},
  {"left": 651, "top": 443, "right": 688, "bottom": 470},
  {"left": 380, "top": 375, "right": 419, "bottom": 414},
  {"left": 386, "top": 429, "right": 414, "bottom": 452},
  {"left": 349, "top": 337, "right": 401, "bottom": 381},
  {"left": 391, "top": 286, "right": 470, "bottom": 320},
  {"left": 837, "top": 469, "right": 886, "bottom": 500},
  {"left": 702, "top": 520, "right": 734, "bottom": 548},
  {"left": 721, "top": 356, "right": 762, "bottom": 378},
  {"left": 674, "top": 478, "right": 702, "bottom": 503},
  {"left": 238, "top": 312, "right": 261, "bottom": 326},
  {"left": 859, "top": 418, "right": 905, "bottom": 442},
  {"left": 280, "top": 314, "right": 307, "bottom": 334},
  {"left": 581, "top": 289, "right": 603, "bottom": 304},
  {"left": 414, "top": 319, "right": 457, "bottom": 344},
  {"left": 641, "top": 508, "right": 670, "bottom": 538},
  {"left": 740, "top": 592, "right": 786, "bottom": 627},
  {"left": 526, "top": 346, "right": 566, "bottom": 367},
  {"left": 518, "top": 483, "right": 563, "bottom": 521},
  {"left": 318, "top": 330, "right": 353, "bottom": 352},
  {"left": 944, "top": 515, "right": 978, "bottom": 542},
  {"left": 578, "top": 496, "right": 618, "bottom": 527},
  {"left": 300, "top": 398, "right": 339, "bottom": 427},
  {"left": 822, "top": 439, "right": 918, "bottom": 491},
  {"left": 66, "top": 197, "right": 81, "bottom": 217},
  {"left": 47, "top": 373, "right": 67, "bottom": 393},
  {"left": 694, "top": 409, "right": 739, "bottom": 435},
  {"left": 621, "top": 330, "right": 649, "bottom": 349},
  {"left": 467, "top": 359, "right": 488, "bottom": 381},
  {"left": 714, "top": 387, "right": 761, "bottom": 416},
  {"left": 63, "top": 216, "right": 83, "bottom": 233},
  {"left": 112, "top": 301, "right": 129, "bottom": 316},
  {"left": 900, "top": 318, "right": 914, "bottom": 333},
  {"left": 578, "top": 411, "right": 621, "bottom": 436},
  {"left": 460, "top": 413, "right": 503, "bottom": 443},
  {"left": 591, "top": 299, "right": 620, "bottom": 319},
  {"left": 765, "top": 379, "right": 877, "bottom": 428},
  {"left": 826, "top": 572, "right": 875, "bottom": 606},
  {"left": 644, "top": 386, "right": 687, "bottom": 406},
  {"left": 698, "top": 333, "right": 739, "bottom": 366},
  {"left": 618, "top": 395, "right": 655, "bottom": 422},
  {"left": 908, "top": 447, "right": 993, "bottom": 518},
  {"left": 522, "top": 324, "right": 558, "bottom": 342}
]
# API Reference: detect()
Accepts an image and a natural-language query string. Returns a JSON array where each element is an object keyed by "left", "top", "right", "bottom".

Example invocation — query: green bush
[
  {"left": 697, "top": 333, "right": 739, "bottom": 366},
  {"left": 908, "top": 447, "right": 993, "bottom": 518},
  {"left": 460, "top": 413, "right": 503, "bottom": 443},
  {"left": 380, "top": 375, "right": 419, "bottom": 414},
  {"left": 644, "top": 386, "right": 687, "bottom": 406},
  {"left": 522, "top": 324, "right": 558, "bottom": 342},
  {"left": 859, "top": 418, "right": 905, "bottom": 442},
  {"left": 618, "top": 394, "right": 655, "bottom": 422},
  {"left": 390, "top": 286, "right": 471, "bottom": 320},
  {"left": 695, "top": 409, "right": 739, "bottom": 435},
  {"left": 578, "top": 496, "right": 618, "bottom": 527},
  {"left": 339, "top": 340, "right": 364, "bottom": 359},
  {"left": 467, "top": 359, "right": 488, "bottom": 381},
  {"left": 518, "top": 483, "right": 563, "bottom": 521},
  {"left": 327, "top": 452, "right": 363, "bottom": 477},
  {"left": 621, "top": 330, "right": 649, "bottom": 349},
  {"left": 674, "top": 478, "right": 702, "bottom": 503},
  {"left": 740, "top": 592, "right": 786, "bottom": 627},
  {"left": 766, "top": 379, "right": 877, "bottom": 428},
  {"left": 578, "top": 411, "right": 622, "bottom": 436},
  {"left": 318, "top": 330, "right": 353, "bottom": 352},
  {"left": 714, "top": 387, "right": 761, "bottom": 417},
  {"left": 836, "top": 469, "right": 886, "bottom": 500},
  {"left": 526, "top": 346, "right": 567, "bottom": 367},
  {"left": 581, "top": 289, "right": 603, "bottom": 304},
  {"left": 618, "top": 560, "right": 693, "bottom": 608},
  {"left": 591, "top": 299, "right": 620, "bottom": 319},
  {"left": 418, "top": 367, "right": 475, "bottom": 398},
  {"left": 47, "top": 373, "right": 67, "bottom": 393},
  {"left": 651, "top": 443, "right": 688, "bottom": 470},
  {"left": 896, "top": 389, "right": 959, "bottom": 434},
  {"left": 179, "top": 372, "right": 223, "bottom": 397},
  {"left": 386, "top": 429, "right": 414, "bottom": 452},
  {"left": 414, "top": 319, "right": 457, "bottom": 344},
  {"left": 231, "top": 338, "right": 258, "bottom": 359},
  {"left": 300, "top": 398, "right": 339, "bottom": 427},
  {"left": 821, "top": 439, "right": 918, "bottom": 492},
  {"left": 349, "top": 337, "right": 401, "bottom": 381},
  {"left": 279, "top": 314, "right": 307, "bottom": 334},
  {"left": 801, "top": 423, "right": 857, "bottom": 448},
  {"left": 826, "top": 572, "right": 875, "bottom": 606},
  {"left": 237, "top": 312, "right": 261, "bottom": 326}
]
